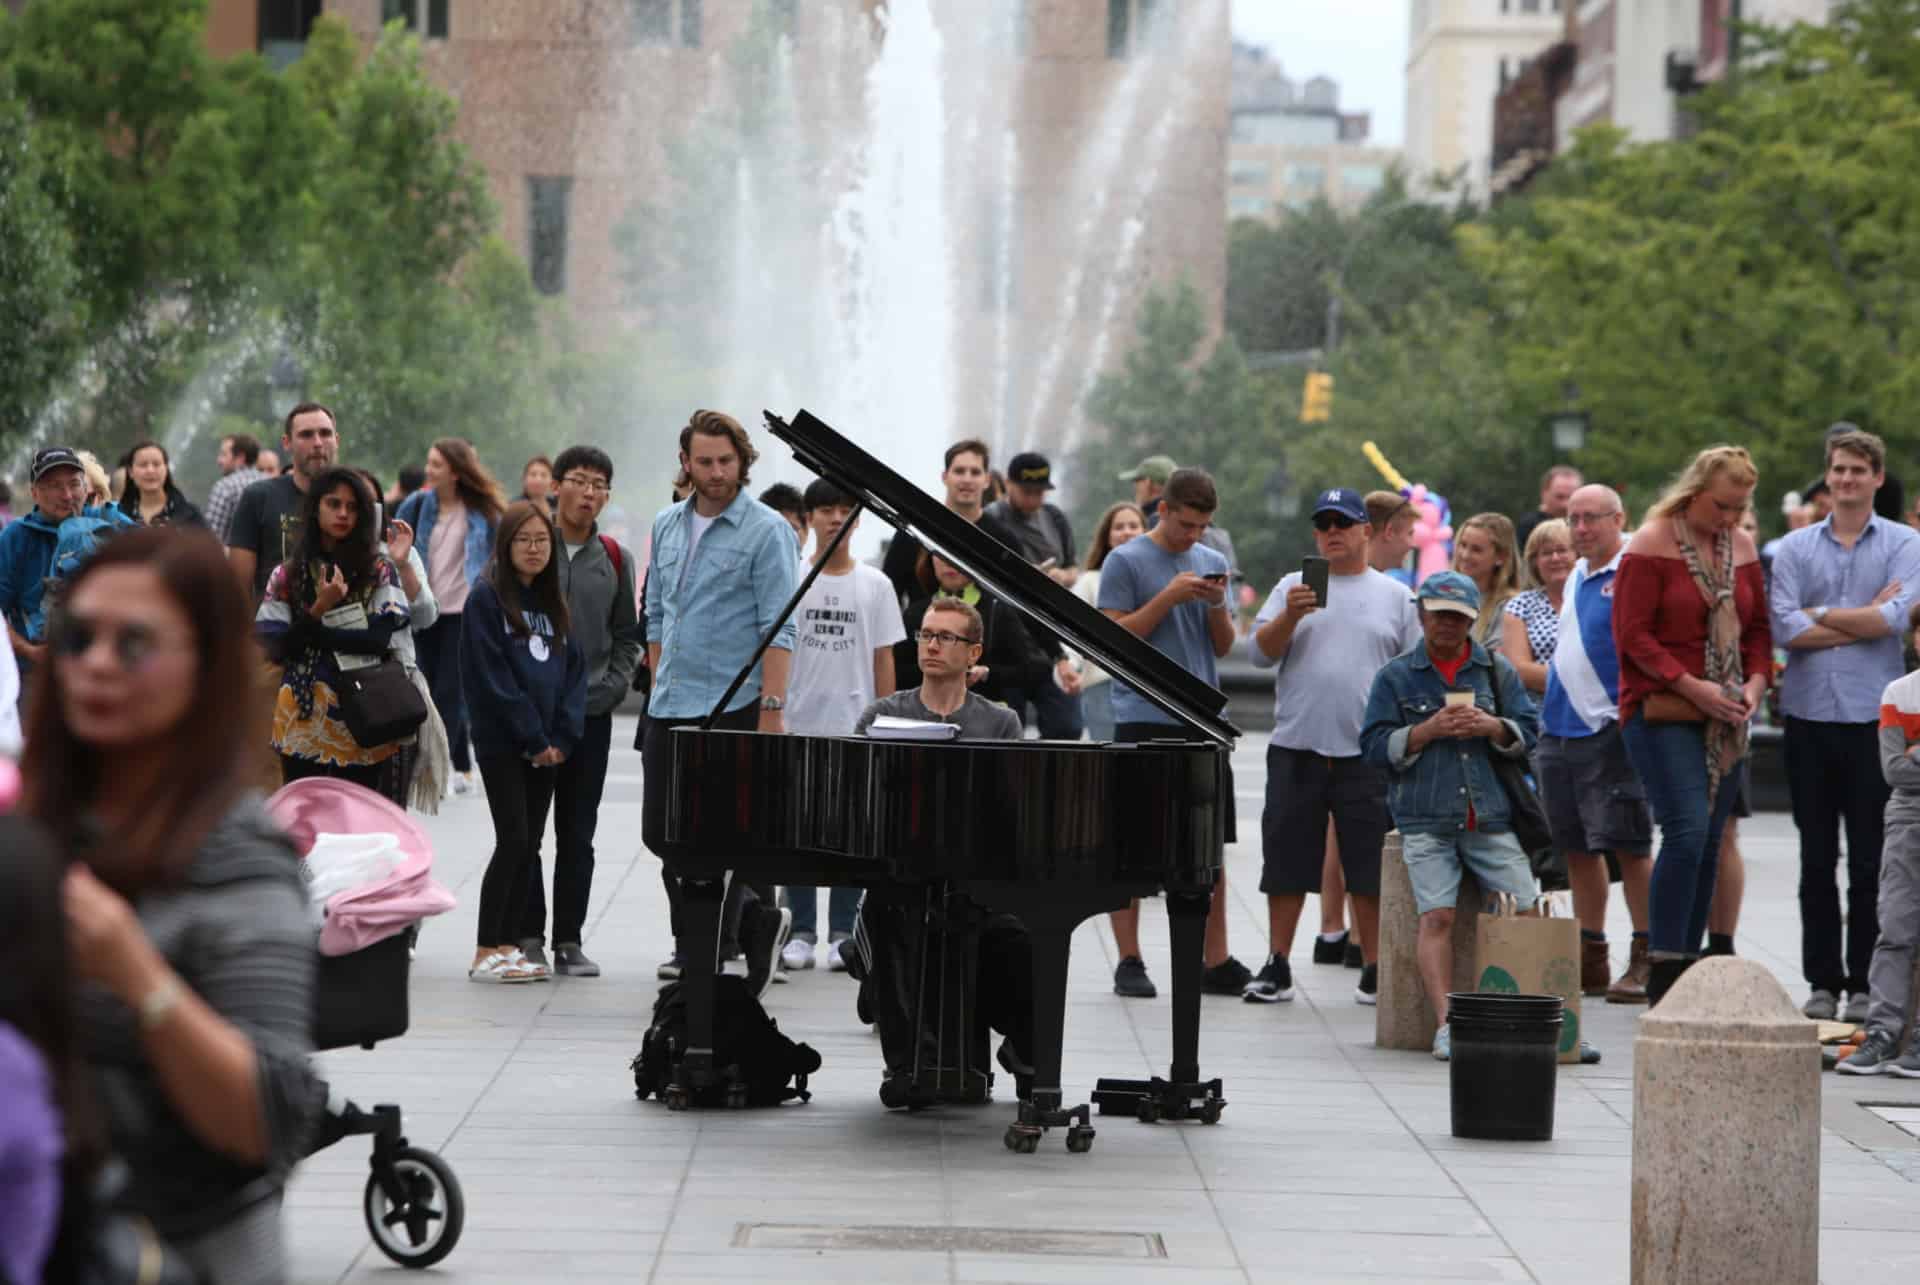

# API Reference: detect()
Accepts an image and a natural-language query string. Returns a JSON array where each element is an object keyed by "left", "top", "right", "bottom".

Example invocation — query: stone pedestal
[
  {"left": 1631, "top": 957, "right": 1820, "bottom": 1285},
  {"left": 1375, "top": 831, "right": 1483, "bottom": 1050}
]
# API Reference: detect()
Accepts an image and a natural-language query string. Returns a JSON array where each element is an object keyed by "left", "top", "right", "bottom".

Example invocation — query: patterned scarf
[{"left": 1671, "top": 518, "right": 1746, "bottom": 806}]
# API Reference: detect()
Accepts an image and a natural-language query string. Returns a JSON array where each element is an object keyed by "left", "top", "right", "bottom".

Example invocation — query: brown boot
[
  {"left": 1607, "top": 936, "right": 1651, "bottom": 1004},
  {"left": 1581, "top": 938, "right": 1610, "bottom": 996}
]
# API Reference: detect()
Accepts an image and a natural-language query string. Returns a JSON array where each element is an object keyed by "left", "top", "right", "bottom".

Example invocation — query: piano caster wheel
[
  {"left": 1134, "top": 1099, "right": 1161, "bottom": 1125},
  {"left": 664, "top": 1086, "right": 691, "bottom": 1112},
  {"left": 1065, "top": 1125, "right": 1096, "bottom": 1154},
  {"left": 1199, "top": 1099, "right": 1223, "bottom": 1126},
  {"left": 1003, "top": 1125, "right": 1042, "bottom": 1154}
]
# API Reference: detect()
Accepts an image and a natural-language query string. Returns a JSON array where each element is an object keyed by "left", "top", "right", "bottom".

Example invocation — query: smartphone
[
  {"left": 1302, "top": 556, "right": 1330, "bottom": 607},
  {"left": 1202, "top": 572, "right": 1228, "bottom": 584},
  {"left": 1037, "top": 556, "right": 1059, "bottom": 571},
  {"left": 1444, "top": 690, "right": 1476, "bottom": 708}
]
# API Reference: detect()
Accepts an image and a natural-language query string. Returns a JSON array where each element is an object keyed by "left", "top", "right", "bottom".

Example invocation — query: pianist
[{"left": 855, "top": 597, "right": 1023, "bottom": 741}]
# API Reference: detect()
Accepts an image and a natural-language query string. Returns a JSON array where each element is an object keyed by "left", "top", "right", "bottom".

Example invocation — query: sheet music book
[{"left": 866, "top": 715, "right": 961, "bottom": 741}]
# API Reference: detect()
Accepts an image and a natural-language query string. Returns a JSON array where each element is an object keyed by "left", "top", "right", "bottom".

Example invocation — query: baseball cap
[
  {"left": 1007, "top": 452, "right": 1054, "bottom": 490},
  {"left": 1417, "top": 570, "right": 1481, "bottom": 620},
  {"left": 1117, "top": 454, "right": 1177, "bottom": 484},
  {"left": 1311, "top": 488, "right": 1368, "bottom": 524},
  {"left": 31, "top": 447, "right": 83, "bottom": 483}
]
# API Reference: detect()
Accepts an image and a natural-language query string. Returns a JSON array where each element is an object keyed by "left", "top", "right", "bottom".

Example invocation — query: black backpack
[{"left": 631, "top": 974, "right": 821, "bottom": 1108}]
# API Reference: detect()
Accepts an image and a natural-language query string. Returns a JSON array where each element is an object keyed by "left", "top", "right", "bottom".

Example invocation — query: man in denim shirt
[
  {"left": 1361, "top": 571, "right": 1540, "bottom": 1060},
  {"left": 640, "top": 410, "right": 800, "bottom": 988}
]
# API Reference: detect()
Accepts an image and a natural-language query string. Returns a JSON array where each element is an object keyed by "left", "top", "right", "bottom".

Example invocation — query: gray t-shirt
[
  {"left": 1097, "top": 534, "right": 1230, "bottom": 726},
  {"left": 986, "top": 500, "right": 1073, "bottom": 568},
  {"left": 856, "top": 689, "right": 1024, "bottom": 741},
  {"left": 1250, "top": 566, "right": 1420, "bottom": 756}
]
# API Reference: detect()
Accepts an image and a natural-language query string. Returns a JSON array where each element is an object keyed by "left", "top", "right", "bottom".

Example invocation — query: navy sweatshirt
[{"left": 460, "top": 576, "right": 587, "bottom": 761}]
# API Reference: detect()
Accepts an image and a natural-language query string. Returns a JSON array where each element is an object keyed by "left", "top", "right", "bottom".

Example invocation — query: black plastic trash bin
[{"left": 1447, "top": 991, "right": 1562, "bottom": 1141}]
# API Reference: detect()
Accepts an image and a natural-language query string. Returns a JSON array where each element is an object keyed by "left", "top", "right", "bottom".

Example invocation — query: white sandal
[
  {"left": 470, "top": 950, "right": 542, "bottom": 984},
  {"left": 503, "top": 948, "right": 550, "bottom": 983}
]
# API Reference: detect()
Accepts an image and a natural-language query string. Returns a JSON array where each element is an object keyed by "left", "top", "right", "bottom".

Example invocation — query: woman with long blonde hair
[
  {"left": 1452, "top": 512, "right": 1521, "bottom": 648},
  {"left": 1613, "top": 445, "right": 1770, "bottom": 1005}
]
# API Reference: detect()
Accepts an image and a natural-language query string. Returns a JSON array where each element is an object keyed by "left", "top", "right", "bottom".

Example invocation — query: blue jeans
[
  {"left": 784, "top": 885, "right": 861, "bottom": 943},
  {"left": 1006, "top": 679, "right": 1084, "bottom": 740},
  {"left": 1621, "top": 712, "right": 1741, "bottom": 957}
]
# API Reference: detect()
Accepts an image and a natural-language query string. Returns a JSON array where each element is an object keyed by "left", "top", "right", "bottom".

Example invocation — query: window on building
[
  {"left": 1107, "top": 0, "right": 1129, "bottom": 58},
  {"left": 528, "top": 176, "right": 572, "bottom": 297},
  {"left": 681, "top": 0, "right": 702, "bottom": 45},
  {"left": 381, "top": 0, "right": 447, "bottom": 37},
  {"left": 259, "top": 0, "right": 321, "bottom": 67},
  {"left": 1342, "top": 164, "right": 1385, "bottom": 192},
  {"left": 632, "top": 0, "right": 672, "bottom": 44},
  {"left": 1229, "top": 161, "right": 1272, "bottom": 188},
  {"left": 1283, "top": 163, "right": 1326, "bottom": 190},
  {"left": 1229, "top": 195, "right": 1273, "bottom": 219}
]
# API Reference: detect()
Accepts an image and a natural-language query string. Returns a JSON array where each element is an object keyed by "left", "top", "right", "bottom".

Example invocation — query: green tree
[
  {"left": 0, "top": 80, "right": 81, "bottom": 451},
  {"left": 1466, "top": 0, "right": 1920, "bottom": 515},
  {"left": 1078, "top": 282, "right": 1287, "bottom": 589}
]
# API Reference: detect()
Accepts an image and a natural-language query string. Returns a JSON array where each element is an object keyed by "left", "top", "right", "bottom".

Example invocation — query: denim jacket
[
  {"left": 395, "top": 489, "right": 494, "bottom": 591},
  {"left": 1360, "top": 641, "right": 1539, "bottom": 835},
  {"left": 643, "top": 489, "right": 798, "bottom": 719}
]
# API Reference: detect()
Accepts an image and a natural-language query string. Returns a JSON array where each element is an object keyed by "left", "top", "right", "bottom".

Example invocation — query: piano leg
[
  {"left": 1091, "top": 886, "right": 1228, "bottom": 1126},
  {"left": 665, "top": 873, "right": 729, "bottom": 1110}
]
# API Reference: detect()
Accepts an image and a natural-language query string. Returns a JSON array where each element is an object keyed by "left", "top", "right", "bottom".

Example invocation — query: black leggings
[{"left": 475, "top": 755, "right": 558, "bottom": 948}]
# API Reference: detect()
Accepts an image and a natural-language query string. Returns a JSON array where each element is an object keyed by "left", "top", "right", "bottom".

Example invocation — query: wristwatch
[
  {"left": 1810, "top": 606, "right": 1830, "bottom": 624},
  {"left": 760, "top": 695, "right": 786, "bottom": 712}
]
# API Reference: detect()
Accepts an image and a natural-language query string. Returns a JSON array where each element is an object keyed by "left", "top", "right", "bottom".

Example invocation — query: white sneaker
[
  {"left": 781, "top": 939, "right": 816, "bottom": 971},
  {"left": 449, "top": 771, "right": 477, "bottom": 798},
  {"left": 827, "top": 939, "right": 848, "bottom": 972}
]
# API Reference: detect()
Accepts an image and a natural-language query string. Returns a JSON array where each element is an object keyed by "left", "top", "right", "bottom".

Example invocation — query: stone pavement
[{"left": 287, "top": 719, "right": 1920, "bottom": 1284}]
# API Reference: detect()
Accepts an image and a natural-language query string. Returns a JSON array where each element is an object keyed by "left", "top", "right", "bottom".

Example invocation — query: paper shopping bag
[{"left": 1474, "top": 893, "right": 1582, "bottom": 1064}]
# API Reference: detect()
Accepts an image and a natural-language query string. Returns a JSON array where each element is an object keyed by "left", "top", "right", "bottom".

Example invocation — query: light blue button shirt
[
  {"left": 1770, "top": 514, "right": 1920, "bottom": 724},
  {"left": 643, "top": 489, "right": 799, "bottom": 719}
]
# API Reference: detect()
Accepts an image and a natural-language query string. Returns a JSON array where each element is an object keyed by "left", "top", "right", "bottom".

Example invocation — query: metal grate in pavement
[{"left": 732, "top": 1223, "right": 1168, "bottom": 1258}]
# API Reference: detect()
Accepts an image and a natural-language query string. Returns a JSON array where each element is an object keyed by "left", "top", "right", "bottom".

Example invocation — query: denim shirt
[
  {"left": 395, "top": 489, "right": 494, "bottom": 592},
  {"left": 1360, "top": 641, "right": 1539, "bottom": 835},
  {"left": 643, "top": 489, "right": 799, "bottom": 719}
]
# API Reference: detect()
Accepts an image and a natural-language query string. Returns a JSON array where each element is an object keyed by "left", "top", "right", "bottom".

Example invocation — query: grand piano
[{"left": 658, "top": 410, "right": 1240, "bottom": 1153}]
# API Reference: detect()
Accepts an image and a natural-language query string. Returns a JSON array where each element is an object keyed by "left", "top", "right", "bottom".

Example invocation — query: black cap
[
  {"left": 1007, "top": 452, "right": 1053, "bottom": 490},
  {"left": 30, "top": 447, "right": 82, "bottom": 483}
]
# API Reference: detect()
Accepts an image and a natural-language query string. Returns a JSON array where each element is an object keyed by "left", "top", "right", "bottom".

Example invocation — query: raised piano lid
[{"left": 766, "top": 410, "right": 1240, "bottom": 746}]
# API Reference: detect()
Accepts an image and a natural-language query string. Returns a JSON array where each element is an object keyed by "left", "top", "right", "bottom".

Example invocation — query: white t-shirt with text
[{"left": 786, "top": 563, "right": 908, "bottom": 736}]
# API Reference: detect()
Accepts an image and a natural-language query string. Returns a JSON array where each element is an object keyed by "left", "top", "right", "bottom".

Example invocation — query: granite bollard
[
  {"left": 1376, "top": 830, "right": 1483, "bottom": 1050},
  {"left": 1631, "top": 956, "right": 1820, "bottom": 1284}
]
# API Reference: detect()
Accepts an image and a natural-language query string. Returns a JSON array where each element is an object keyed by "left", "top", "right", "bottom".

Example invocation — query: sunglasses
[
  {"left": 1313, "top": 514, "right": 1360, "bottom": 532},
  {"left": 51, "top": 615, "right": 189, "bottom": 671}
]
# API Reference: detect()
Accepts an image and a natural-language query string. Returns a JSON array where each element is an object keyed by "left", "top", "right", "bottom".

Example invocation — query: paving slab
[{"left": 287, "top": 718, "right": 1920, "bottom": 1283}]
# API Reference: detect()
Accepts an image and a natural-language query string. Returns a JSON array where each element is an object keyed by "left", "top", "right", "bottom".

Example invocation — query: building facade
[
  {"left": 1228, "top": 46, "right": 1399, "bottom": 219},
  {"left": 1404, "top": 0, "right": 1565, "bottom": 196},
  {"left": 188, "top": 0, "right": 1228, "bottom": 470}
]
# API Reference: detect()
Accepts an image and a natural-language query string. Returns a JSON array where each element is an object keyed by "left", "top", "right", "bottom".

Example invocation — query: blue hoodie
[
  {"left": 0, "top": 504, "right": 138, "bottom": 645},
  {"left": 460, "top": 576, "right": 586, "bottom": 761}
]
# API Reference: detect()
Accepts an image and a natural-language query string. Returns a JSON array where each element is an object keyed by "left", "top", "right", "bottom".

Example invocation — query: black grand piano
[{"left": 658, "top": 410, "right": 1239, "bottom": 1153}]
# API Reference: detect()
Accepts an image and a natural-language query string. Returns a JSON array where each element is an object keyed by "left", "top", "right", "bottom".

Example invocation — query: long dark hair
[
  {"left": 430, "top": 437, "right": 507, "bottom": 524},
  {"left": 21, "top": 528, "right": 268, "bottom": 891},
  {"left": 489, "top": 500, "right": 569, "bottom": 642},
  {"left": 116, "top": 438, "right": 186, "bottom": 516},
  {"left": 285, "top": 468, "right": 380, "bottom": 605}
]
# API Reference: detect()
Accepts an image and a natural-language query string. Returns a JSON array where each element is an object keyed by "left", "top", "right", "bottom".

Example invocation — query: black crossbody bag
[{"left": 1486, "top": 657, "right": 1565, "bottom": 891}]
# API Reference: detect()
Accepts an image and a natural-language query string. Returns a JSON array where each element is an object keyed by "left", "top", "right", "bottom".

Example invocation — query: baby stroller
[{"left": 267, "top": 778, "right": 465, "bottom": 1269}]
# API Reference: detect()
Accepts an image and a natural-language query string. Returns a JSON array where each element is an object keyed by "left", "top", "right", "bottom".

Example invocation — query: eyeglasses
[
  {"left": 511, "top": 535, "right": 552, "bottom": 551},
  {"left": 51, "top": 615, "right": 190, "bottom": 671},
  {"left": 1313, "top": 514, "right": 1360, "bottom": 532},
  {"left": 914, "top": 629, "right": 979, "bottom": 647},
  {"left": 560, "top": 475, "right": 611, "bottom": 494}
]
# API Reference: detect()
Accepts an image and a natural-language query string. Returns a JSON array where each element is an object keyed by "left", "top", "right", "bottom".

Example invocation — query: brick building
[{"left": 184, "top": 0, "right": 1229, "bottom": 467}]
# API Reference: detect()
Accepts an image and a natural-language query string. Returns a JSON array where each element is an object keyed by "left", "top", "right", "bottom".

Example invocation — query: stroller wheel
[{"left": 363, "top": 1145, "right": 465, "bottom": 1268}]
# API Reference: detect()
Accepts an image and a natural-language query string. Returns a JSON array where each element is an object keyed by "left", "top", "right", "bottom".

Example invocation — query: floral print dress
[{"left": 256, "top": 559, "right": 410, "bottom": 768}]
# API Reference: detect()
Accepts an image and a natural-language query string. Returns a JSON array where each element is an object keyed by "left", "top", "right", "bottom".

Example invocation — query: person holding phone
[
  {"left": 1098, "top": 468, "right": 1251, "bottom": 999},
  {"left": 1245, "top": 488, "right": 1420, "bottom": 1005}
]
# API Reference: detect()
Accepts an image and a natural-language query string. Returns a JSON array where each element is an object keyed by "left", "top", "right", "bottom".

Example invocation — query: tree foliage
[{"left": 0, "top": 0, "right": 559, "bottom": 479}]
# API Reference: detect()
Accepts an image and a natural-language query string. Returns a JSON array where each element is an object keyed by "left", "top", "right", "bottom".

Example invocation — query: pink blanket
[{"left": 266, "top": 778, "right": 456, "bottom": 956}]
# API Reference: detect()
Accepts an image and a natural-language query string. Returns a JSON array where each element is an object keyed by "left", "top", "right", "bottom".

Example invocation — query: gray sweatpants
[{"left": 1867, "top": 818, "right": 1920, "bottom": 1040}]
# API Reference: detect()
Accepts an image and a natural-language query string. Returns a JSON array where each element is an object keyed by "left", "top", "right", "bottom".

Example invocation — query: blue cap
[
  {"left": 1417, "top": 570, "right": 1481, "bottom": 620},
  {"left": 1312, "top": 487, "right": 1368, "bottom": 523}
]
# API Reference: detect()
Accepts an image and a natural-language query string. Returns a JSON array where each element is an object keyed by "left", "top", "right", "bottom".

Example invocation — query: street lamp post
[{"left": 1545, "top": 381, "right": 1589, "bottom": 455}]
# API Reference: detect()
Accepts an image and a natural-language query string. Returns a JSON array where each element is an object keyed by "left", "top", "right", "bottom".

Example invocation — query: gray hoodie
[{"left": 558, "top": 528, "right": 642, "bottom": 716}]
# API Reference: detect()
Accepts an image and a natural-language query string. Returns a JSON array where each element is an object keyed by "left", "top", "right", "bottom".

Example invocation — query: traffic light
[{"left": 1300, "top": 372, "right": 1334, "bottom": 423}]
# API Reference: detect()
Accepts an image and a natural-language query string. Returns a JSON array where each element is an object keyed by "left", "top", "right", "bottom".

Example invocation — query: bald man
[{"left": 1535, "top": 483, "right": 1656, "bottom": 1004}]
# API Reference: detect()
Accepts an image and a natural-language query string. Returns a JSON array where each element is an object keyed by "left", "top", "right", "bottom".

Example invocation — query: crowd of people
[{"left": 6, "top": 402, "right": 1920, "bottom": 1282}]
